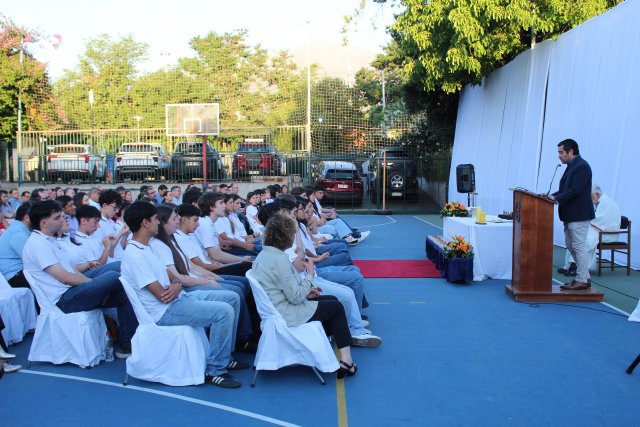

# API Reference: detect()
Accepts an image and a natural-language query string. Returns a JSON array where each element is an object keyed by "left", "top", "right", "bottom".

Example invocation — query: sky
[{"left": 3, "top": 0, "right": 401, "bottom": 79}]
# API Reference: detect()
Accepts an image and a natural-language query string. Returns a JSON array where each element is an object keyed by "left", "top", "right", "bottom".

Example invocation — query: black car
[
  {"left": 368, "top": 147, "right": 420, "bottom": 203},
  {"left": 170, "top": 142, "right": 224, "bottom": 181}
]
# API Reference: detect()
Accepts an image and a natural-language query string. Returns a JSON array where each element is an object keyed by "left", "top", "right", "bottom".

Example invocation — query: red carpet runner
[{"left": 352, "top": 260, "right": 441, "bottom": 278}]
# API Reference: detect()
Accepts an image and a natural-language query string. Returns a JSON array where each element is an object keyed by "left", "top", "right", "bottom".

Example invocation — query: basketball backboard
[{"left": 165, "top": 103, "right": 220, "bottom": 136}]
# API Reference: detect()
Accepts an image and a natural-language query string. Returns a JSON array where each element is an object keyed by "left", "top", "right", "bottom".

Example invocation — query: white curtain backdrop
[{"left": 449, "top": 0, "right": 639, "bottom": 269}]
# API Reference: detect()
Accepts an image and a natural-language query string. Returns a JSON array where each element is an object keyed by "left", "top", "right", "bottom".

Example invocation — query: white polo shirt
[
  {"left": 174, "top": 229, "right": 204, "bottom": 261},
  {"left": 298, "top": 223, "right": 317, "bottom": 256},
  {"left": 246, "top": 205, "right": 264, "bottom": 234},
  {"left": 22, "top": 230, "right": 74, "bottom": 304},
  {"left": 193, "top": 216, "right": 219, "bottom": 262},
  {"left": 121, "top": 239, "right": 183, "bottom": 322},
  {"left": 57, "top": 236, "right": 90, "bottom": 265},
  {"left": 74, "top": 230, "right": 106, "bottom": 262},
  {"left": 149, "top": 237, "right": 175, "bottom": 268},
  {"left": 92, "top": 216, "right": 125, "bottom": 260},
  {"left": 214, "top": 216, "right": 234, "bottom": 239},
  {"left": 229, "top": 213, "right": 248, "bottom": 238}
]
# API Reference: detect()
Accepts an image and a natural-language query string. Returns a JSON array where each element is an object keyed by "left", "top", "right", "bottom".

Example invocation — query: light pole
[
  {"left": 89, "top": 90, "right": 95, "bottom": 146},
  {"left": 134, "top": 116, "right": 143, "bottom": 142}
]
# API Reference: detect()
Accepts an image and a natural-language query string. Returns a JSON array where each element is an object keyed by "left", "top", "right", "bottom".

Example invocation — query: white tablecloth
[{"left": 443, "top": 217, "right": 513, "bottom": 281}]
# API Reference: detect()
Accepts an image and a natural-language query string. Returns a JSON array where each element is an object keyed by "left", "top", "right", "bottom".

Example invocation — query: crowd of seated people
[{"left": 0, "top": 181, "right": 380, "bottom": 386}]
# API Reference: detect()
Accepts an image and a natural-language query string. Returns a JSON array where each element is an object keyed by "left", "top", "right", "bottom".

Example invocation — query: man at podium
[{"left": 549, "top": 139, "right": 594, "bottom": 291}]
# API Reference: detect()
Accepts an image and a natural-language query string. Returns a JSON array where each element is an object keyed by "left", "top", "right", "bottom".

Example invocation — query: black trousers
[
  {"left": 0, "top": 314, "right": 7, "bottom": 352},
  {"left": 214, "top": 261, "right": 252, "bottom": 277},
  {"left": 7, "top": 271, "right": 29, "bottom": 289},
  {"left": 307, "top": 295, "right": 351, "bottom": 349}
]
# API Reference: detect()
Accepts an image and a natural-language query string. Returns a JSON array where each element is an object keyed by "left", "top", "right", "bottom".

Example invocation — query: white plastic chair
[
  {"left": 119, "top": 277, "right": 208, "bottom": 386},
  {"left": 24, "top": 270, "right": 107, "bottom": 368},
  {"left": 245, "top": 270, "right": 339, "bottom": 386},
  {"left": 0, "top": 273, "right": 37, "bottom": 345}
]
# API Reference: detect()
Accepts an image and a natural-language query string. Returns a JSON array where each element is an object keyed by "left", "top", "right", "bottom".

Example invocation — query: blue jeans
[
  {"left": 157, "top": 290, "right": 235, "bottom": 376},
  {"left": 225, "top": 246, "right": 259, "bottom": 257},
  {"left": 314, "top": 276, "right": 367, "bottom": 336},
  {"left": 56, "top": 262, "right": 137, "bottom": 348},
  {"left": 317, "top": 265, "right": 365, "bottom": 312},
  {"left": 316, "top": 241, "right": 350, "bottom": 256},
  {"left": 183, "top": 287, "right": 240, "bottom": 347},
  {"left": 316, "top": 251, "right": 353, "bottom": 268}
]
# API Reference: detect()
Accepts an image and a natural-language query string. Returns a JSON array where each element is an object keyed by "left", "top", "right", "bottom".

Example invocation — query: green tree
[
  {"left": 391, "top": 0, "right": 624, "bottom": 93},
  {"left": 0, "top": 17, "right": 60, "bottom": 144},
  {"left": 54, "top": 34, "right": 148, "bottom": 130}
]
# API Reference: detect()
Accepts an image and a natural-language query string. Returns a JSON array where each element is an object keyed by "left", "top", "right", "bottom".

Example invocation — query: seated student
[
  {"left": 121, "top": 201, "right": 247, "bottom": 388},
  {"left": 260, "top": 198, "right": 380, "bottom": 347},
  {"left": 22, "top": 200, "right": 135, "bottom": 358},
  {"left": 293, "top": 199, "right": 352, "bottom": 268},
  {"left": 169, "top": 186, "right": 182, "bottom": 205},
  {"left": 245, "top": 191, "right": 264, "bottom": 235},
  {"left": 215, "top": 195, "right": 261, "bottom": 257},
  {"left": 274, "top": 196, "right": 368, "bottom": 316},
  {"left": 557, "top": 184, "right": 622, "bottom": 276},
  {"left": 0, "top": 202, "right": 32, "bottom": 288},
  {"left": 72, "top": 205, "right": 117, "bottom": 266},
  {"left": 304, "top": 188, "right": 369, "bottom": 245},
  {"left": 251, "top": 213, "right": 359, "bottom": 378},
  {"left": 182, "top": 187, "right": 203, "bottom": 206},
  {"left": 193, "top": 193, "right": 254, "bottom": 276},
  {"left": 151, "top": 205, "right": 254, "bottom": 352},
  {"left": 91, "top": 190, "right": 129, "bottom": 260},
  {"left": 57, "top": 195, "right": 78, "bottom": 239}
]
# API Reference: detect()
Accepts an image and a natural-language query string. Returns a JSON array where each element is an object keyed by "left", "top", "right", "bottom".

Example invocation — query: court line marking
[
  {"left": 412, "top": 216, "right": 442, "bottom": 229},
  {"left": 354, "top": 216, "right": 396, "bottom": 229},
  {"left": 19, "top": 370, "right": 300, "bottom": 427},
  {"left": 333, "top": 343, "right": 349, "bottom": 427},
  {"left": 551, "top": 278, "right": 631, "bottom": 315}
]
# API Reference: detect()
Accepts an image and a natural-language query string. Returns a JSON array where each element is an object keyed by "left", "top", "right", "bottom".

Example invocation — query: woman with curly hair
[{"left": 251, "top": 213, "right": 358, "bottom": 378}]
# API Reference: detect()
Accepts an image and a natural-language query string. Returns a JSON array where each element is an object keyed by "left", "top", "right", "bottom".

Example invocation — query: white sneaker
[
  {"left": 351, "top": 334, "right": 382, "bottom": 348},
  {"left": 356, "top": 231, "right": 370, "bottom": 243},
  {"left": 0, "top": 348, "right": 16, "bottom": 359},
  {"left": 345, "top": 235, "right": 359, "bottom": 246},
  {"left": 361, "top": 319, "right": 370, "bottom": 327},
  {"left": 2, "top": 362, "right": 22, "bottom": 373}
]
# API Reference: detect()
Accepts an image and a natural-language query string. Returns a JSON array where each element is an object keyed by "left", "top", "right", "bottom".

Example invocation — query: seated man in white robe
[{"left": 558, "top": 185, "right": 621, "bottom": 275}]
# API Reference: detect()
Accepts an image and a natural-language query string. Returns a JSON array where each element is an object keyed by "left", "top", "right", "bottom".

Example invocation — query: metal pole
[
  {"left": 306, "top": 21, "right": 312, "bottom": 153},
  {"left": 381, "top": 69, "right": 386, "bottom": 112},
  {"left": 89, "top": 90, "right": 95, "bottom": 147},
  {"left": 382, "top": 150, "right": 387, "bottom": 211},
  {"left": 17, "top": 43, "right": 24, "bottom": 185}
]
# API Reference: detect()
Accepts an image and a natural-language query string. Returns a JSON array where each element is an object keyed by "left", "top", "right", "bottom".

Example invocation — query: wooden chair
[{"left": 597, "top": 216, "right": 631, "bottom": 275}]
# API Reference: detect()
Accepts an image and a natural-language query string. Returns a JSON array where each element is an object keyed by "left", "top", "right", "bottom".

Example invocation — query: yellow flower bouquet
[
  {"left": 444, "top": 235, "right": 474, "bottom": 258},
  {"left": 440, "top": 201, "right": 469, "bottom": 217}
]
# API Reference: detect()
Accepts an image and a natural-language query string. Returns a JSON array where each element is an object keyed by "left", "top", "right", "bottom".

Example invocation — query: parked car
[
  {"left": 232, "top": 139, "right": 282, "bottom": 178},
  {"left": 312, "top": 161, "right": 364, "bottom": 206},
  {"left": 368, "top": 147, "right": 420, "bottom": 203},
  {"left": 115, "top": 142, "right": 170, "bottom": 181},
  {"left": 46, "top": 144, "right": 106, "bottom": 182},
  {"left": 170, "top": 141, "right": 223, "bottom": 181}
]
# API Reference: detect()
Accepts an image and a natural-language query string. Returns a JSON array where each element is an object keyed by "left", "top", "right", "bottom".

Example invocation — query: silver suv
[
  {"left": 115, "top": 142, "right": 170, "bottom": 180},
  {"left": 46, "top": 144, "right": 106, "bottom": 182}
]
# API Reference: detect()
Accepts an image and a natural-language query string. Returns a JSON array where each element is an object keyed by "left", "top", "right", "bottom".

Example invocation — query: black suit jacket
[{"left": 553, "top": 155, "right": 594, "bottom": 223}]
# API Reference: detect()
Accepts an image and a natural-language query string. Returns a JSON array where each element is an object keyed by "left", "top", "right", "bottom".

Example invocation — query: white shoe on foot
[
  {"left": 2, "top": 362, "right": 22, "bottom": 373},
  {"left": 351, "top": 334, "right": 382, "bottom": 348},
  {"left": 356, "top": 231, "right": 370, "bottom": 243},
  {"left": 0, "top": 348, "right": 16, "bottom": 359}
]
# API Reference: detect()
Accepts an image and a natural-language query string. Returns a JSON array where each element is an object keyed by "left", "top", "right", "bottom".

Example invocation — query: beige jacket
[{"left": 251, "top": 245, "right": 318, "bottom": 327}]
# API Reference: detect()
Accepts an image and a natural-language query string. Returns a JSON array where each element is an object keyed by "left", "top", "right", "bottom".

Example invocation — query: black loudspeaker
[{"left": 456, "top": 164, "right": 475, "bottom": 193}]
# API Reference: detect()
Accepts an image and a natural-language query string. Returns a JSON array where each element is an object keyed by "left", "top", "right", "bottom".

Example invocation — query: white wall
[{"left": 449, "top": 0, "right": 639, "bottom": 268}]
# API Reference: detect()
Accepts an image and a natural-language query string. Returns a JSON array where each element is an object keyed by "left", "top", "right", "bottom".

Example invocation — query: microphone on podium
[{"left": 545, "top": 164, "right": 562, "bottom": 197}]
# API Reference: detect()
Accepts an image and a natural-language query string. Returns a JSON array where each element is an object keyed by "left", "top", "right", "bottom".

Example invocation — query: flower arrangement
[
  {"left": 444, "top": 235, "right": 474, "bottom": 258},
  {"left": 440, "top": 201, "right": 469, "bottom": 217}
]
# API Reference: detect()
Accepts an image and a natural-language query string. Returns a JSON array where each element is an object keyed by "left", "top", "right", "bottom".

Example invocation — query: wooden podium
[{"left": 505, "top": 188, "right": 603, "bottom": 302}]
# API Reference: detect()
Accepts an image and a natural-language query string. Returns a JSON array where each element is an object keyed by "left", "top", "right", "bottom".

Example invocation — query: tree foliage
[
  {"left": 54, "top": 34, "right": 149, "bottom": 130},
  {"left": 0, "top": 16, "right": 59, "bottom": 144},
  {"left": 391, "top": 0, "right": 624, "bottom": 93}
]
